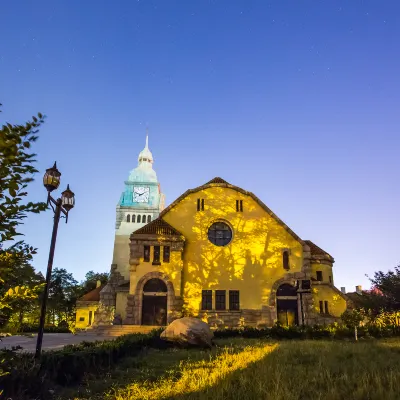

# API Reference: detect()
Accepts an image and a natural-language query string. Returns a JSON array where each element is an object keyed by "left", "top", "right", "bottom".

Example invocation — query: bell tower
[{"left": 112, "top": 135, "right": 165, "bottom": 280}]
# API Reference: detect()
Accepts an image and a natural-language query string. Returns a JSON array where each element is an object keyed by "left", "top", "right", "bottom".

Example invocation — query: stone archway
[
  {"left": 276, "top": 284, "right": 299, "bottom": 326},
  {"left": 133, "top": 271, "right": 177, "bottom": 325},
  {"left": 269, "top": 277, "right": 298, "bottom": 324}
]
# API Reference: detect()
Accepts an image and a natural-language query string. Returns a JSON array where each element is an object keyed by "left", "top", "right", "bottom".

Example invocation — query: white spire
[{"left": 145, "top": 132, "right": 149, "bottom": 149}]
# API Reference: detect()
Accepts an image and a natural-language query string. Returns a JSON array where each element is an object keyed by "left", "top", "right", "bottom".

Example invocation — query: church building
[{"left": 76, "top": 137, "right": 348, "bottom": 329}]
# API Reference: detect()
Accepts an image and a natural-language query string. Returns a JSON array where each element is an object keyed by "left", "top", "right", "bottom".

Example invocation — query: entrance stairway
[{"left": 85, "top": 325, "right": 162, "bottom": 337}]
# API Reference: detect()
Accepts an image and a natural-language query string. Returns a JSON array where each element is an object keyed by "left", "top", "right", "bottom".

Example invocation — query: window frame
[
  {"left": 215, "top": 290, "right": 226, "bottom": 310},
  {"left": 127, "top": 214, "right": 130, "bottom": 223},
  {"left": 324, "top": 301, "right": 329, "bottom": 314},
  {"left": 319, "top": 300, "right": 324, "bottom": 314},
  {"left": 283, "top": 250, "right": 290, "bottom": 270},
  {"left": 316, "top": 271, "right": 323, "bottom": 281},
  {"left": 229, "top": 290, "right": 240, "bottom": 310},
  {"left": 201, "top": 290, "right": 212, "bottom": 310},
  {"left": 163, "top": 246, "right": 170, "bottom": 263},
  {"left": 153, "top": 245, "right": 161, "bottom": 265},
  {"left": 208, "top": 221, "right": 233, "bottom": 247},
  {"left": 144, "top": 245, "right": 150, "bottom": 262}
]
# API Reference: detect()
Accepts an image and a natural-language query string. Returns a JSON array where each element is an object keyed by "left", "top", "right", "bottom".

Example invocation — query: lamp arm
[{"left": 47, "top": 193, "right": 69, "bottom": 218}]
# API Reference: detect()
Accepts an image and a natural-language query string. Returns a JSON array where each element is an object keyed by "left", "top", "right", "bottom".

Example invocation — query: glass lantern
[
  {"left": 43, "top": 162, "right": 61, "bottom": 192},
  {"left": 61, "top": 184, "right": 75, "bottom": 211}
]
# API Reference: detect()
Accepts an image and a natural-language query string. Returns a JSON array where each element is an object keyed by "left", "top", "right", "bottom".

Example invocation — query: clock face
[{"left": 133, "top": 186, "right": 150, "bottom": 203}]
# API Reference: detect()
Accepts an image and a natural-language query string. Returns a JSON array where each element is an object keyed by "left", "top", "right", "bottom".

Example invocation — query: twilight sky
[{"left": 1, "top": 1, "right": 399, "bottom": 291}]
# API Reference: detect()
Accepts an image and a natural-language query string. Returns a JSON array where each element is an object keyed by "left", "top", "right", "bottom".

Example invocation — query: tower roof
[
  {"left": 127, "top": 134, "right": 158, "bottom": 183},
  {"left": 138, "top": 134, "right": 153, "bottom": 163}
]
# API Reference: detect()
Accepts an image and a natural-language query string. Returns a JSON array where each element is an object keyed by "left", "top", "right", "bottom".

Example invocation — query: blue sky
[{"left": 1, "top": 1, "right": 399, "bottom": 291}]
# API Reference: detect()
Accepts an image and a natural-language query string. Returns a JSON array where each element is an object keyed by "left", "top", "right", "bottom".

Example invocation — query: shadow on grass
[{"left": 164, "top": 339, "right": 400, "bottom": 400}]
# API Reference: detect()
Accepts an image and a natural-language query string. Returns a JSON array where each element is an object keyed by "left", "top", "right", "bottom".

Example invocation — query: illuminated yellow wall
[
  {"left": 311, "top": 262, "right": 334, "bottom": 284},
  {"left": 75, "top": 302, "right": 99, "bottom": 329},
  {"left": 162, "top": 186, "right": 303, "bottom": 314},
  {"left": 312, "top": 285, "right": 347, "bottom": 317},
  {"left": 130, "top": 245, "right": 183, "bottom": 296}
]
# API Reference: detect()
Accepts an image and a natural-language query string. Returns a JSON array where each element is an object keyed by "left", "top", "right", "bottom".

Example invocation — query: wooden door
[{"left": 142, "top": 295, "right": 167, "bottom": 326}]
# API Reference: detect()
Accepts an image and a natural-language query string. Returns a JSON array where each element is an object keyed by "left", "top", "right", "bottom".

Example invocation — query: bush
[
  {"left": 20, "top": 323, "right": 71, "bottom": 333},
  {"left": 0, "top": 328, "right": 165, "bottom": 399},
  {"left": 214, "top": 321, "right": 400, "bottom": 341}
]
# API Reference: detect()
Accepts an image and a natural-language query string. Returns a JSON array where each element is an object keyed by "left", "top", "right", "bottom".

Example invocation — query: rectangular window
[
  {"left": 163, "top": 246, "right": 170, "bottom": 263},
  {"left": 329, "top": 276, "right": 332, "bottom": 284},
  {"left": 229, "top": 290, "right": 240, "bottom": 310},
  {"left": 316, "top": 271, "right": 323, "bottom": 281},
  {"left": 201, "top": 290, "right": 212, "bottom": 310},
  {"left": 153, "top": 246, "right": 161, "bottom": 265},
  {"left": 79, "top": 317, "right": 85, "bottom": 321},
  {"left": 144, "top": 245, "right": 150, "bottom": 262},
  {"left": 319, "top": 301, "right": 324, "bottom": 314},
  {"left": 324, "top": 301, "right": 329, "bottom": 314},
  {"left": 201, "top": 198, "right": 205, "bottom": 211},
  {"left": 283, "top": 250, "right": 290, "bottom": 270},
  {"left": 215, "top": 290, "right": 226, "bottom": 310},
  {"left": 236, "top": 200, "right": 244, "bottom": 212},
  {"left": 197, "top": 198, "right": 201, "bottom": 211}
]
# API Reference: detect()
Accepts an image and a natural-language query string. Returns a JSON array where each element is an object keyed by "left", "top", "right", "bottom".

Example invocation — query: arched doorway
[
  {"left": 141, "top": 278, "right": 167, "bottom": 326},
  {"left": 276, "top": 284, "right": 298, "bottom": 326}
]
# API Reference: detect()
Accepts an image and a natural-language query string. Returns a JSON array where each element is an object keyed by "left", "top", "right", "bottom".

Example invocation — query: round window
[{"left": 208, "top": 222, "right": 232, "bottom": 246}]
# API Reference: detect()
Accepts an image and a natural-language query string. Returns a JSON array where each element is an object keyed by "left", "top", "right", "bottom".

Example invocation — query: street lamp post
[{"left": 35, "top": 162, "right": 75, "bottom": 359}]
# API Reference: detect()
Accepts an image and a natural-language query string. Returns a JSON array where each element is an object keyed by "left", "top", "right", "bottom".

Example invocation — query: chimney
[
  {"left": 96, "top": 280, "right": 101, "bottom": 288},
  {"left": 341, "top": 287, "right": 346, "bottom": 294},
  {"left": 356, "top": 285, "right": 362, "bottom": 295}
]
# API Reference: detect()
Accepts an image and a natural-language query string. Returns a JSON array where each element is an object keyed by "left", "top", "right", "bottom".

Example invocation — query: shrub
[{"left": 0, "top": 328, "right": 165, "bottom": 399}]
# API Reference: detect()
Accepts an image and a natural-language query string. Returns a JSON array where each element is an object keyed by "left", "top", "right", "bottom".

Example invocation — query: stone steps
[{"left": 88, "top": 325, "right": 163, "bottom": 337}]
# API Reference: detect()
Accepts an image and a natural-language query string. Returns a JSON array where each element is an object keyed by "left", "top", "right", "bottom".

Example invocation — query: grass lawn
[{"left": 57, "top": 337, "right": 400, "bottom": 400}]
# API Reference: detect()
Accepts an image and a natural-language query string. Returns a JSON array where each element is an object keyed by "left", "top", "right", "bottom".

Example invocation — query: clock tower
[{"left": 111, "top": 135, "right": 165, "bottom": 280}]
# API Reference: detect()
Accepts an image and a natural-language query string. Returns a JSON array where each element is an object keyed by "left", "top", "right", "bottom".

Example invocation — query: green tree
[
  {"left": 47, "top": 268, "right": 78, "bottom": 324},
  {"left": 341, "top": 309, "right": 366, "bottom": 341},
  {"left": 369, "top": 265, "right": 400, "bottom": 310},
  {"left": 0, "top": 104, "right": 47, "bottom": 325},
  {"left": 80, "top": 270, "right": 109, "bottom": 294}
]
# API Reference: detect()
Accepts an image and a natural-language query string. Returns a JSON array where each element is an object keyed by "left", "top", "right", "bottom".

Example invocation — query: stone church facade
[{"left": 76, "top": 138, "right": 348, "bottom": 329}]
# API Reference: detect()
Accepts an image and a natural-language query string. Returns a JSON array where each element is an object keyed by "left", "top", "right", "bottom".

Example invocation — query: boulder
[{"left": 160, "top": 317, "right": 214, "bottom": 347}]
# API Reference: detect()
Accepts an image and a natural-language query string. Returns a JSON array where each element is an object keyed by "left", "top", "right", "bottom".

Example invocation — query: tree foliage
[
  {"left": 0, "top": 104, "right": 47, "bottom": 245},
  {"left": 80, "top": 270, "right": 109, "bottom": 295},
  {"left": 369, "top": 265, "right": 400, "bottom": 310},
  {"left": 0, "top": 104, "right": 47, "bottom": 326}
]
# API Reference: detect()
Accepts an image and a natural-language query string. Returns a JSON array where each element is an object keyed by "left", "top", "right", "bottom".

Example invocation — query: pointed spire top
[{"left": 145, "top": 132, "right": 149, "bottom": 149}]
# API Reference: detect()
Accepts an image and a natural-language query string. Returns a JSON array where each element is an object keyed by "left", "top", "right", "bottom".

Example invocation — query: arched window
[
  {"left": 126, "top": 214, "right": 130, "bottom": 223},
  {"left": 147, "top": 215, "right": 151, "bottom": 223},
  {"left": 132, "top": 214, "right": 136, "bottom": 223},
  {"left": 143, "top": 278, "right": 167, "bottom": 293},
  {"left": 276, "top": 284, "right": 297, "bottom": 297},
  {"left": 283, "top": 250, "right": 290, "bottom": 270},
  {"left": 137, "top": 215, "right": 141, "bottom": 223}
]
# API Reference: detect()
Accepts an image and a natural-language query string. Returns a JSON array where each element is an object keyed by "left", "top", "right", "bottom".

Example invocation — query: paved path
[{"left": 0, "top": 333, "right": 115, "bottom": 352}]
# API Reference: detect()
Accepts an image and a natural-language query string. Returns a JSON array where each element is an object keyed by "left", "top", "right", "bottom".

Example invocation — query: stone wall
[{"left": 198, "top": 309, "right": 263, "bottom": 328}]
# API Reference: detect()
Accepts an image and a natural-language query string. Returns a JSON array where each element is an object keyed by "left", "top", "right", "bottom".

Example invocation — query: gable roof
[
  {"left": 132, "top": 217, "right": 183, "bottom": 236},
  {"left": 304, "top": 240, "right": 334, "bottom": 261},
  {"left": 206, "top": 177, "right": 229, "bottom": 184},
  {"left": 78, "top": 285, "right": 104, "bottom": 302},
  {"left": 159, "top": 177, "right": 304, "bottom": 243}
]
